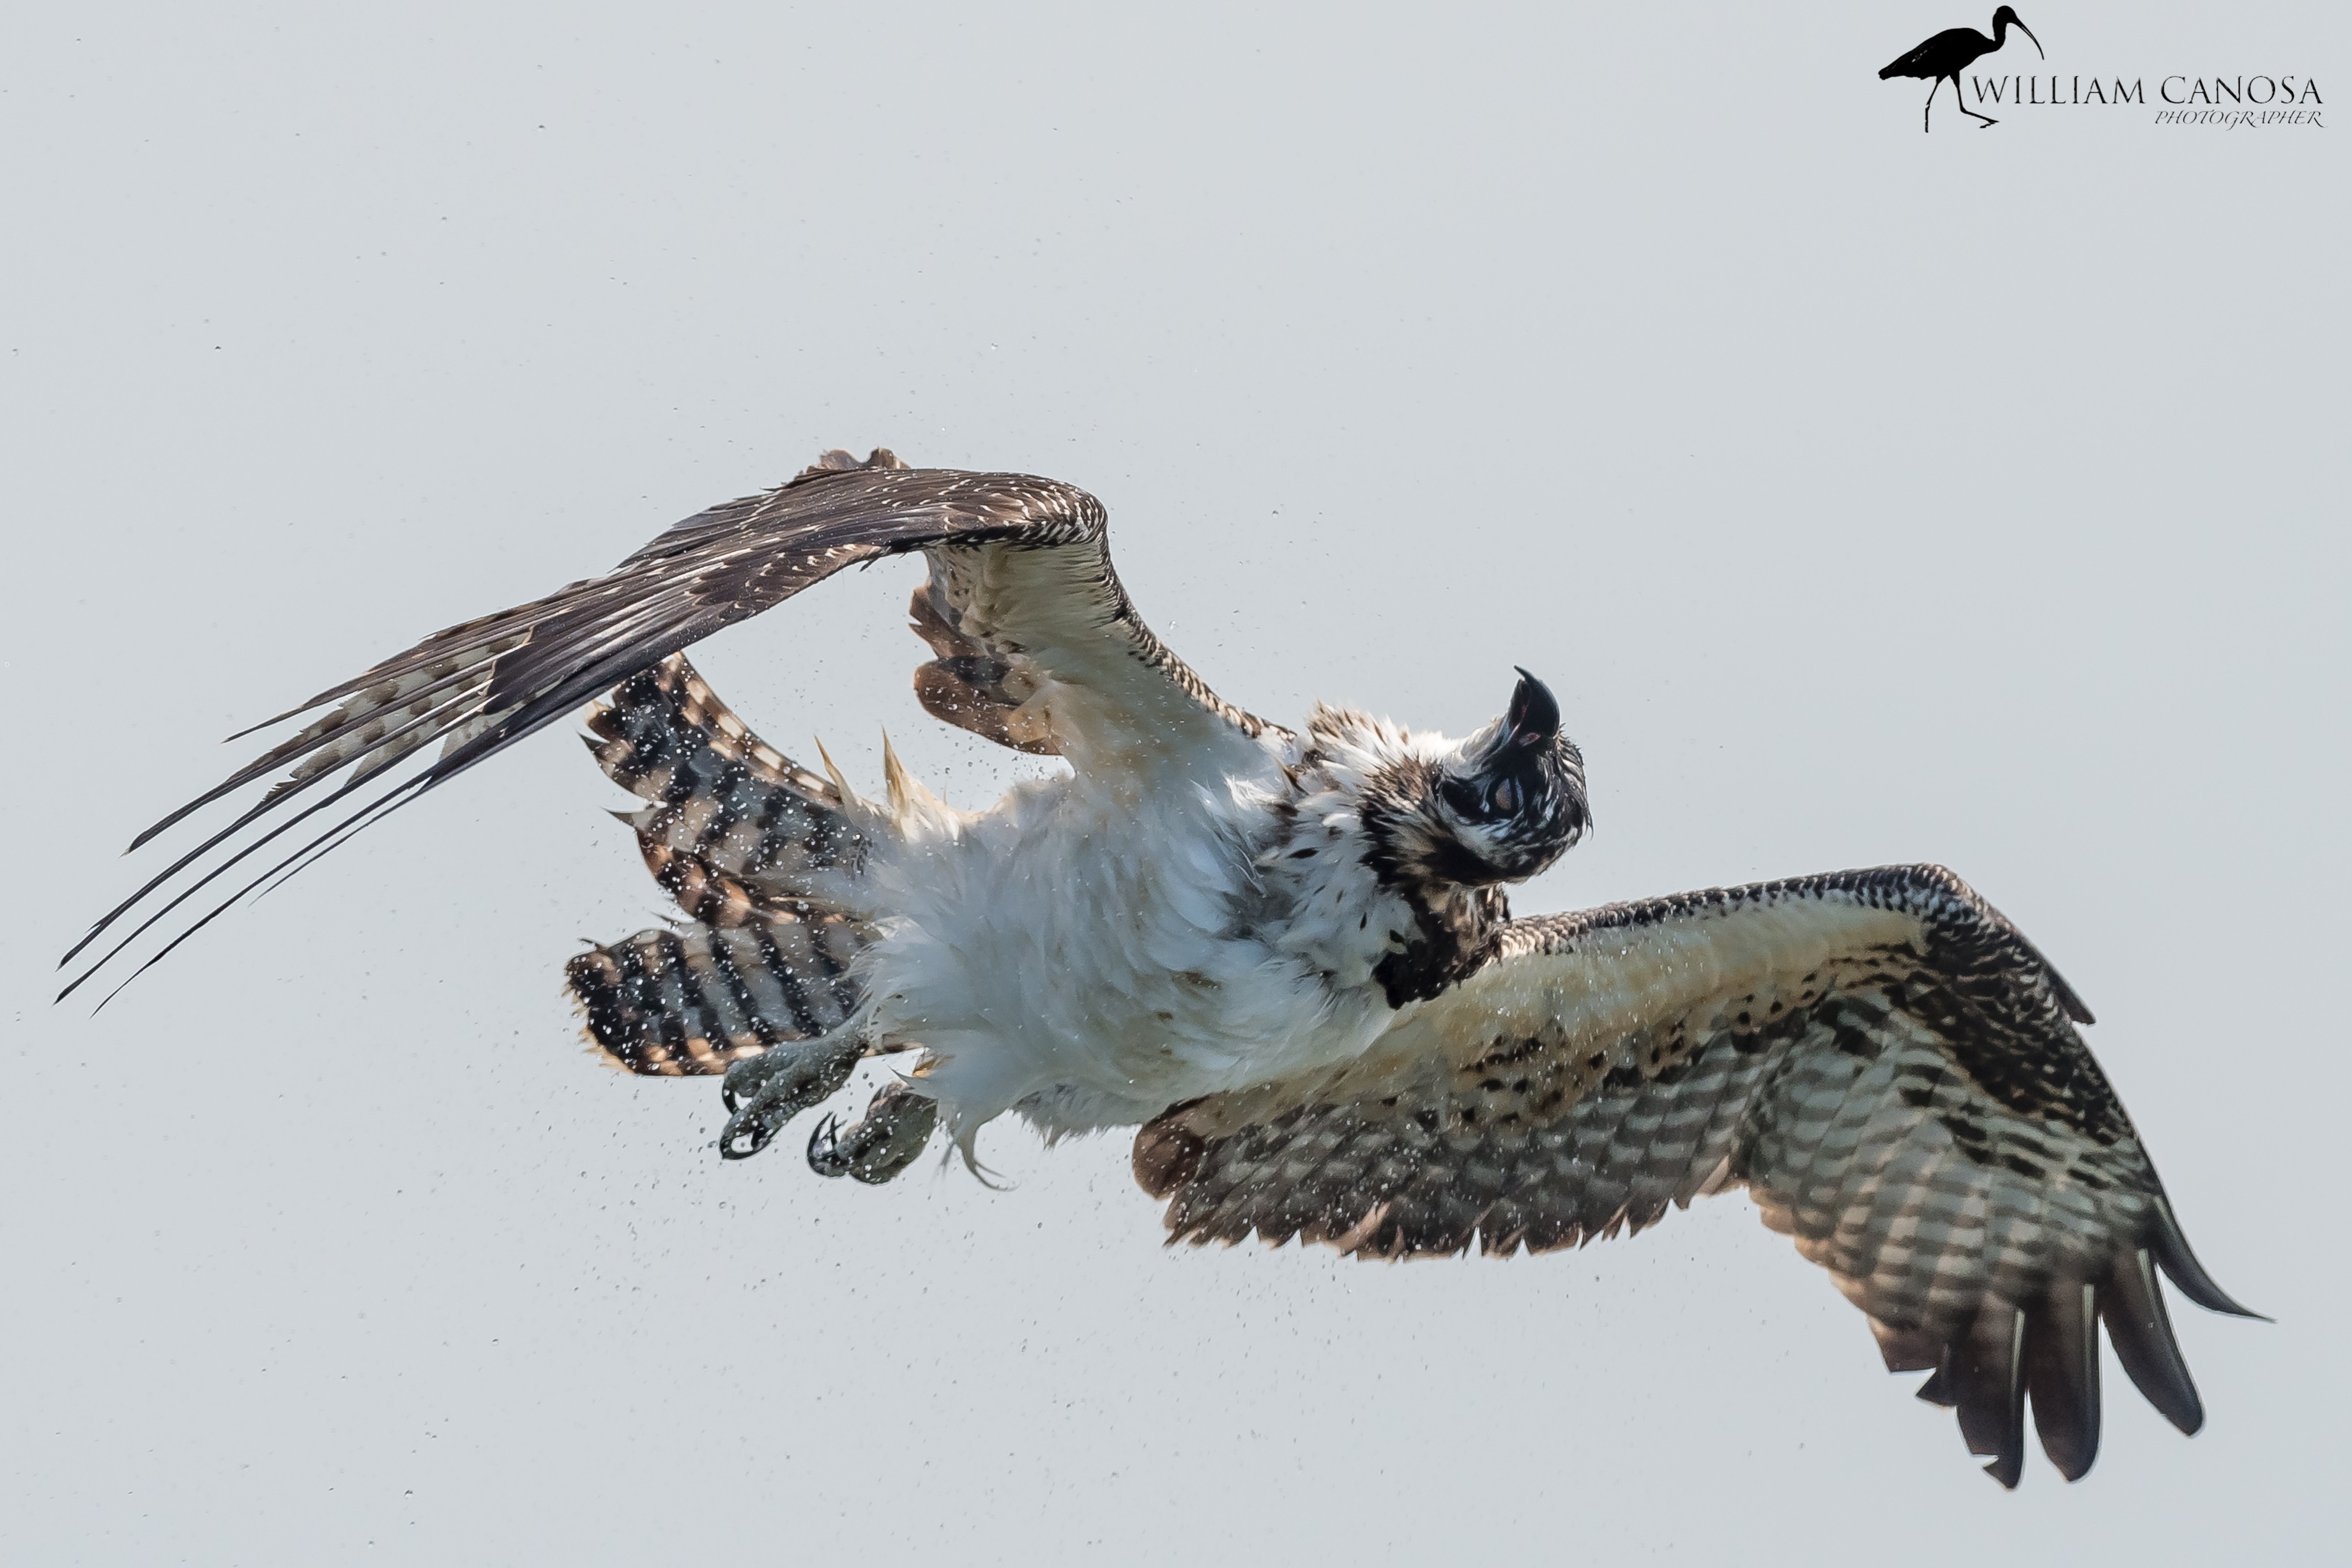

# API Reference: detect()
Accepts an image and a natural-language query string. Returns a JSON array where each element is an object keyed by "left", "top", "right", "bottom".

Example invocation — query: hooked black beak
[
  {"left": 2015, "top": 19, "right": 2043, "bottom": 58},
  {"left": 1506, "top": 667, "right": 1559, "bottom": 749}
]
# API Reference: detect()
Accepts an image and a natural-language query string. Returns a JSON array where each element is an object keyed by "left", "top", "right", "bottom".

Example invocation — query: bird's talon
[
  {"left": 806, "top": 1113, "right": 841, "bottom": 1168},
  {"left": 806, "top": 1082, "right": 938, "bottom": 1183},
  {"left": 719, "top": 1107, "right": 779, "bottom": 1161},
  {"left": 713, "top": 1035, "right": 861, "bottom": 1161}
]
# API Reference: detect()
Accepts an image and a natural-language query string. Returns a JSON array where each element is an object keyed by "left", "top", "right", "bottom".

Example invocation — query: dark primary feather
[
  {"left": 1136, "top": 865, "right": 2257, "bottom": 1487},
  {"left": 60, "top": 452, "right": 1108, "bottom": 1000}
]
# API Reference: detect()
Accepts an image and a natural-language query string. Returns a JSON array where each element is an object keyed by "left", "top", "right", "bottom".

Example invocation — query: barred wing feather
[
  {"left": 1133, "top": 864, "right": 2258, "bottom": 1487},
  {"left": 63, "top": 450, "right": 1270, "bottom": 1000}
]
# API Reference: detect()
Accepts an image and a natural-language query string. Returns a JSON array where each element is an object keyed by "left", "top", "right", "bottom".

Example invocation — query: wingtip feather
[
  {"left": 2024, "top": 1281, "right": 2101, "bottom": 1482},
  {"left": 2149, "top": 1196, "right": 2266, "bottom": 1320},
  {"left": 2102, "top": 1247, "right": 2205, "bottom": 1436}
]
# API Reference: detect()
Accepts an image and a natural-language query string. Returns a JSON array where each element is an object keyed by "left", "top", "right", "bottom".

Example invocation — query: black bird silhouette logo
[{"left": 1880, "top": 7, "right": 2044, "bottom": 131}]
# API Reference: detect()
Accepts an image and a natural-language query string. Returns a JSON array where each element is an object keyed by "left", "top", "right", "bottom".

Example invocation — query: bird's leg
[
  {"left": 717, "top": 1030, "right": 862, "bottom": 1159},
  {"left": 1924, "top": 77, "right": 1939, "bottom": 132},
  {"left": 807, "top": 1081, "right": 939, "bottom": 1184},
  {"left": 1957, "top": 75, "right": 1998, "bottom": 128}
]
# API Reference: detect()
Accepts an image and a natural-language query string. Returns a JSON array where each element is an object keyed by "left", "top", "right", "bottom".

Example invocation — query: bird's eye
[{"left": 1488, "top": 779, "right": 1518, "bottom": 815}]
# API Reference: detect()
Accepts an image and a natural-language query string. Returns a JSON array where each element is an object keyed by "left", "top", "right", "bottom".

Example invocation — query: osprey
[{"left": 68, "top": 448, "right": 2257, "bottom": 1488}]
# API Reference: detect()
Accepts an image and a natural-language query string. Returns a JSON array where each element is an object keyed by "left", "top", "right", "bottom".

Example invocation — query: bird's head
[
  {"left": 1357, "top": 669, "right": 1590, "bottom": 892},
  {"left": 1992, "top": 6, "right": 2043, "bottom": 57},
  {"left": 1435, "top": 669, "right": 1591, "bottom": 881}
]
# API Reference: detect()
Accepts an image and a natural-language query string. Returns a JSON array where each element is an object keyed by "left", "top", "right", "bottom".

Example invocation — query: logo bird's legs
[{"left": 1956, "top": 73, "right": 1997, "bottom": 128}]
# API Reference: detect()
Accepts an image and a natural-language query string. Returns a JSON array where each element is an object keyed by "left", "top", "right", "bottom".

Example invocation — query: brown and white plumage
[
  {"left": 60, "top": 448, "right": 1269, "bottom": 1000},
  {"left": 67, "top": 447, "right": 2257, "bottom": 1489},
  {"left": 565, "top": 655, "right": 868, "bottom": 1075},
  {"left": 1134, "top": 865, "right": 2255, "bottom": 1486}
]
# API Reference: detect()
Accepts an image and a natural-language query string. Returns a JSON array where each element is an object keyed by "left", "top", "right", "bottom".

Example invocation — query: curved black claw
[
  {"left": 719, "top": 1052, "right": 763, "bottom": 1115},
  {"left": 805, "top": 1082, "right": 939, "bottom": 1184},
  {"left": 716, "top": 1036, "right": 860, "bottom": 1161},
  {"left": 720, "top": 1111, "right": 782, "bottom": 1161},
  {"left": 805, "top": 1113, "right": 844, "bottom": 1170}
]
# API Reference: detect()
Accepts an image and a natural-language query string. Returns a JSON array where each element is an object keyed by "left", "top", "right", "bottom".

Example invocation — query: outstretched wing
[
  {"left": 1133, "top": 864, "right": 2259, "bottom": 1487},
  {"left": 64, "top": 449, "right": 1274, "bottom": 1000}
]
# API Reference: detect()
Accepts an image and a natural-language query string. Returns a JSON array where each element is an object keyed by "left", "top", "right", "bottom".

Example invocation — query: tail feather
[
  {"left": 567, "top": 653, "right": 872, "bottom": 1077},
  {"left": 588, "top": 655, "right": 865, "bottom": 899},
  {"left": 567, "top": 914, "right": 864, "bottom": 1075},
  {"left": 630, "top": 833, "right": 829, "bottom": 931}
]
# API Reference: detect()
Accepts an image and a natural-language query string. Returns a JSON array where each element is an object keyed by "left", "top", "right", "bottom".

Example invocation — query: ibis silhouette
[{"left": 1879, "top": 7, "right": 2043, "bottom": 132}]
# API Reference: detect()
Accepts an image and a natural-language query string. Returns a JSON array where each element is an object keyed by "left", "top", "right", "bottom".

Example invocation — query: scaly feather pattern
[{"left": 1135, "top": 865, "right": 2258, "bottom": 1488}]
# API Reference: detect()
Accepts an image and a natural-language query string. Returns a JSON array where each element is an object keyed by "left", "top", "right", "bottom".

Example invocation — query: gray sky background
[{"left": 6, "top": 2, "right": 2344, "bottom": 1561}]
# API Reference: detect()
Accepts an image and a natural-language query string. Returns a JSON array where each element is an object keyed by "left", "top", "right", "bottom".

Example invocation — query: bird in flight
[{"left": 68, "top": 447, "right": 2256, "bottom": 1487}]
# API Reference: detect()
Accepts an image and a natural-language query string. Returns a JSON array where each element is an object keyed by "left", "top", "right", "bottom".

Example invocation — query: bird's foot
[
  {"left": 807, "top": 1081, "right": 938, "bottom": 1184},
  {"left": 718, "top": 1033, "right": 862, "bottom": 1159}
]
